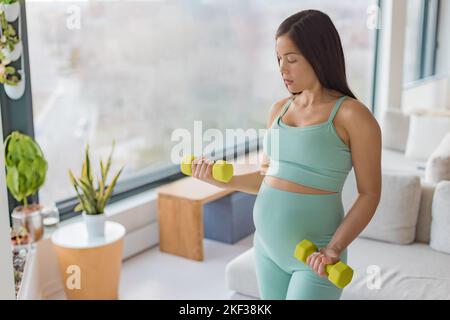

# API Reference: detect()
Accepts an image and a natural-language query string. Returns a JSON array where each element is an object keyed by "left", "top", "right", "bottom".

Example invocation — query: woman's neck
[{"left": 293, "top": 87, "right": 341, "bottom": 109}]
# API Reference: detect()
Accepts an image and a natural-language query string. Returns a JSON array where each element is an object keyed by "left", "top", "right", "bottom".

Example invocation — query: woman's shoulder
[
  {"left": 340, "top": 96, "right": 376, "bottom": 122},
  {"left": 340, "top": 96, "right": 381, "bottom": 135},
  {"left": 267, "top": 96, "right": 292, "bottom": 127}
]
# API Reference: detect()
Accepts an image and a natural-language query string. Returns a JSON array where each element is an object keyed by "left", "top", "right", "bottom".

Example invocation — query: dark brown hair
[{"left": 276, "top": 10, "right": 356, "bottom": 99}]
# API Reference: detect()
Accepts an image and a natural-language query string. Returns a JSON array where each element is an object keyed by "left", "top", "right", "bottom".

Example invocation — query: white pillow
[
  {"left": 359, "top": 173, "right": 421, "bottom": 245},
  {"left": 380, "top": 109, "right": 410, "bottom": 152},
  {"left": 405, "top": 114, "right": 450, "bottom": 161},
  {"left": 429, "top": 181, "right": 450, "bottom": 254},
  {"left": 425, "top": 133, "right": 450, "bottom": 184}
]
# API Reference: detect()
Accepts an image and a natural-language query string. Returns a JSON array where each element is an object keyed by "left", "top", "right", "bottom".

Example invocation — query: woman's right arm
[{"left": 192, "top": 98, "right": 289, "bottom": 195}]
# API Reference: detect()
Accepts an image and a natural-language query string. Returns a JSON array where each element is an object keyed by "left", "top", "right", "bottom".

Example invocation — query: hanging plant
[
  {"left": 0, "top": 50, "right": 20, "bottom": 85},
  {"left": 0, "top": 10, "right": 19, "bottom": 51},
  {"left": 0, "top": 2, "right": 23, "bottom": 98},
  {"left": 0, "top": 0, "right": 20, "bottom": 22}
]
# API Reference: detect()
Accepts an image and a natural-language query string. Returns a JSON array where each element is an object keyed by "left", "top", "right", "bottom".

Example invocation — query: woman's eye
[{"left": 277, "top": 56, "right": 296, "bottom": 63}]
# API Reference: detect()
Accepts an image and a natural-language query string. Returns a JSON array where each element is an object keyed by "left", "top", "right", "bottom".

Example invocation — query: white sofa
[{"left": 225, "top": 110, "right": 450, "bottom": 300}]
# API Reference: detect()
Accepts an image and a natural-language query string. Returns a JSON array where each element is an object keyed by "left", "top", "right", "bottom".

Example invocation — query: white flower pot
[
  {"left": 2, "top": 41, "right": 22, "bottom": 62},
  {"left": 4, "top": 69, "right": 25, "bottom": 100},
  {"left": 2, "top": 2, "right": 20, "bottom": 22},
  {"left": 82, "top": 212, "right": 105, "bottom": 238}
]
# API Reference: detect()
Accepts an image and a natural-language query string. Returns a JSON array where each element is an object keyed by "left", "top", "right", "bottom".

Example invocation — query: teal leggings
[{"left": 253, "top": 180, "right": 348, "bottom": 300}]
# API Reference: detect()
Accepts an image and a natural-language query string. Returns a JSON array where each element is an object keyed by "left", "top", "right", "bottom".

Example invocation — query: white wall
[
  {"left": 0, "top": 107, "right": 16, "bottom": 299},
  {"left": 402, "top": 75, "right": 450, "bottom": 113},
  {"left": 435, "top": 0, "right": 450, "bottom": 76},
  {"left": 375, "top": 0, "right": 407, "bottom": 120}
]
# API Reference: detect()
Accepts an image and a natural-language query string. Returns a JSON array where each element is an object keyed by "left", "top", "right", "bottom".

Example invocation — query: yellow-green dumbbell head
[
  {"left": 325, "top": 261, "right": 354, "bottom": 289},
  {"left": 212, "top": 160, "right": 234, "bottom": 183},
  {"left": 180, "top": 154, "right": 195, "bottom": 176},
  {"left": 293, "top": 239, "right": 317, "bottom": 263}
]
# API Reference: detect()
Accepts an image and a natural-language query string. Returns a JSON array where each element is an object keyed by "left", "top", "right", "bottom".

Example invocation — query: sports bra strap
[
  {"left": 278, "top": 96, "right": 295, "bottom": 119},
  {"left": 327, "top": 95, "right": 347, "bottom": 123}
]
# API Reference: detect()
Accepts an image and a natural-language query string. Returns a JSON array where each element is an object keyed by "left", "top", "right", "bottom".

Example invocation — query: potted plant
[
  {"left": 10, "top": 226, "right": 29, "bottom": 248},
  {"left": 4, "top": 131, "right": 48, "bottom": 243},
  {"left": 0, "top": 0, "right": 20, "bottom": 22},
  {"left": 3, "top": 68, "right": 25, "bottom": 99},
  {"left": 0, "top": 10, "right": 21, "bottom": 61},
  {"left": 69, "top": 141, "right": 123, "bottom": 238},
  {"left": 10, "top": 226, "right": 30, "bottom": 298}
]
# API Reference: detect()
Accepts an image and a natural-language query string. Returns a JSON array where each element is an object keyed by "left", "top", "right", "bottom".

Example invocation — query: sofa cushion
[
  {"left": 380, "top": 109, "right": 410, "bottom": 152},
  {"left": 381, "top": 149, "right": 426, "bottom": 178},
  {"left": 425, "top": 133, "right": 450, "bottom": 184},
  {"left": 342, "top": 150, "right": 425, "bottom": 217},
  {"left": 225, "top": 246, "right": 259, "bottom": 299},
  {"left": 359, "top": 173, "right": 421, "bottom": 245},
  {"left": 414, "top": 182, "right": 435, "bottom": 244},
  {"left": 225, "top": 237, "right": 450, "bottom": 300},
  {"left": 429, "top": 181, "right": 450, "bottom": 254},
  {"left": 405, "top": 114, "right": 450, "bottom": 161},
  {"left": 341, "top": 237, "right": 450, "bottom": 300}
]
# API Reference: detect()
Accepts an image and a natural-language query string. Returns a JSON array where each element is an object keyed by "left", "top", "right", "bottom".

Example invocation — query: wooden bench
[{"left": 157, "top": 151, "right": 262, "bottom": 261}]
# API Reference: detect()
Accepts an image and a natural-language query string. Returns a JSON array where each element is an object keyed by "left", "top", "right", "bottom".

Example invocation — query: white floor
[{"left": 48, "top": 233, "right": 255, "bottom": 300}]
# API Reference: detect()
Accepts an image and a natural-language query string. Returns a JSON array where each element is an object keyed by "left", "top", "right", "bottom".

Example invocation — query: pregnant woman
[{"left": 190, "top": 10, "right": 382, "bottom": 300}]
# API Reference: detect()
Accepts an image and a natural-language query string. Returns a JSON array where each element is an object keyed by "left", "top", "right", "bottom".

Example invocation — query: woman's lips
[{"left": 284, "top": 80, "right": 293, "bottom": 85}]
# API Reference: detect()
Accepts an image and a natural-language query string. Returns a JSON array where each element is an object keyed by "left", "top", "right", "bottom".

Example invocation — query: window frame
[
  {"left": 404, "top": 0, "right": 440, "bottom": 84},
  {"left": 0, "top": 4, "right": 37, "bottom": 224}
]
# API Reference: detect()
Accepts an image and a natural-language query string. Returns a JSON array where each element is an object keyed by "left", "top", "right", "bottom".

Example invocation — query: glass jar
[
  {"left": 40, "top": 203, "right": 60, "bottom": 228},
  {"left": 11, "top": 204, "right": 44, "bottom": 243}
]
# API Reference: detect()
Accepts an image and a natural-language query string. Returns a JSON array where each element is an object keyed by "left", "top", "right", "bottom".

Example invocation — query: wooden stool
[
  {"left": 51, "top": 221, "right": 126, "bottom": 300},
  {"left": 157, "top": 151, "right": 262, "bottom": 261}
]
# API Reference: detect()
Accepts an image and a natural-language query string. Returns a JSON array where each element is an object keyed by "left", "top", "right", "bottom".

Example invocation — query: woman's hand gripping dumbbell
[
  {"left": 294, "top": 239, "right": 354, "bottom": 289},
  {"left": 180, "top": 154, "right": 234, "bottom": 183}
]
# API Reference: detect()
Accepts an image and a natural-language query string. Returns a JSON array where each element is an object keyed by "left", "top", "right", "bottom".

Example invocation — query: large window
[
  {"left": 403, "top": 0, "right": 439, "bottom": 83},
  {"left": 25, "top": 0, "right": 378, "bottom": 218}
]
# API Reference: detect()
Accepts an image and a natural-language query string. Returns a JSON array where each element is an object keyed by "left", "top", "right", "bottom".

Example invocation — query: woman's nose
[{"left": 279, "top": 60, "right": 288, "bottom": 74}]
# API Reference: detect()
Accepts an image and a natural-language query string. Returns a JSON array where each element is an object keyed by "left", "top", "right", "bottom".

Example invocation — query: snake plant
[{"left": 69, "top": 141, "right": 124, "bottom": 215}]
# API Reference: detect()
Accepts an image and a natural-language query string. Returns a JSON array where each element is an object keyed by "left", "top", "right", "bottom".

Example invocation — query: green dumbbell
[
  {"left": 180, "top": 154, "right": 234, "bottom": 183},
  {"left": 293, "top": 239, "right": 354, "bottom": 289}
]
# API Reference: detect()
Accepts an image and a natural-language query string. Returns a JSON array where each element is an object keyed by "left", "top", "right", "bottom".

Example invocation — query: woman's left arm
[
  {"left": 328, "top": 100, "right": 382, "bottom": 254},
  {"left": 309, "top": 100, "right": 382, "bottom": 278}
]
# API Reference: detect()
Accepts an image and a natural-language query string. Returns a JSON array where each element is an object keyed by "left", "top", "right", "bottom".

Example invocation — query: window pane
[
  {"left": 403, "top": 0, "right": 423, "bottom": 83},
  {"left": 27, "top": 0, "right": 377, "bottom": 205}
]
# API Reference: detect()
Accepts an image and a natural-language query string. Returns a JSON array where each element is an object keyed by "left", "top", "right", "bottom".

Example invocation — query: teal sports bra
[{"left": 263, "top": 95, "right": 352, "bottom": 193}]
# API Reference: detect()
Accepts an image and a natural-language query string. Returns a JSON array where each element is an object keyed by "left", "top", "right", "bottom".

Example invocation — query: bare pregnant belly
[{"left": 264, "top": 176, "right": 338, "bottom": 195}]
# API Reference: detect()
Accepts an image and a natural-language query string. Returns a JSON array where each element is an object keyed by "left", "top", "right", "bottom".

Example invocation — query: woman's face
[{"left": 275, "top": 34, "right": 317, "bottom": 93}]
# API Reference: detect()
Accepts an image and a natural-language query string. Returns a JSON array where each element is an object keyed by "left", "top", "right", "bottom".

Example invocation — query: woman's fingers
[
  {"left": 199, "top": 158, "right": 212, "bottom": 179},
  {"left": 204, "top": 159, "right": 215, "bottom": 179},
  {"left": 192, "top": 156, "right": 214, "bottom": 181},
  {"left": 313, "top": 253, "right": 323, "bottom": 274},
  {"left": 318, "top": 257, "right": 327, "bottom": 277},
  {"left": 307, "top": 252, "right": 327, "bottom": 277},
  {"left": 192, "top": 156, "right": 203, "bottom": 178},
  {"left": 191, "top": 156, "right": 200, "bottom": 177},
  {"left": 195, "top": 156, "right": 204, "bottom": 177},
  {"left": 306, "top": 252, "right": 314, "bottom": 265},
  {"left": 307, "top": 252, "right": 319, "bottom": 268}
]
